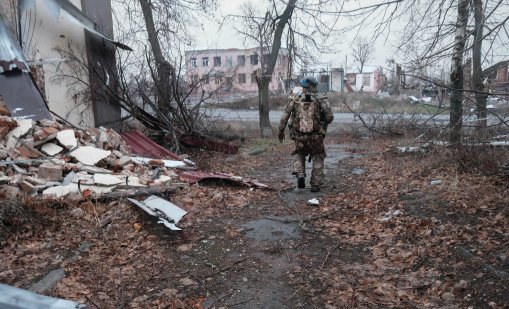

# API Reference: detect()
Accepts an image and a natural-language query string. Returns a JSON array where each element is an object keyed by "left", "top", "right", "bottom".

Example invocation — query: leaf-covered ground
[{"left": 0, "top": 133, "right": 507, "bottom": 308}]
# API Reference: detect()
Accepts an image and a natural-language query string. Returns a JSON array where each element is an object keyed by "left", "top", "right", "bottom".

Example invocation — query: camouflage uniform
[{"left": 278, "top": 93, "right": 333, "bottom": 189}]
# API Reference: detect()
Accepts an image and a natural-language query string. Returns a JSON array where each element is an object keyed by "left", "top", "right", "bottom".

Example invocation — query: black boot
[
  {"left": 310, "top": 186, "right": 320, "bottom": 192},
  {"left": 298, "top": 177, "right": 305, "bottom": 188}
]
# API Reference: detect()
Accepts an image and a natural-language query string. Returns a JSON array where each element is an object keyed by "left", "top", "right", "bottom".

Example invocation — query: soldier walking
[{"left": 278, "top": 77, "right": 334, "bottom": 192}]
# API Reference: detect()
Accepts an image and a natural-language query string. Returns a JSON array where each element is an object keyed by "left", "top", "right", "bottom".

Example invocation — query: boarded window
[
  {"left": 202, "top": 57, "right": 209, "bottom": 67},
  {"left": 238, "top": 73, "right": 246, "bottom": 84},
  {"left": 214, "top": 56, "right": 221, "bottom": 67},
  {"left": 362, "top": 74, "right": 371, "bottom": 86}
]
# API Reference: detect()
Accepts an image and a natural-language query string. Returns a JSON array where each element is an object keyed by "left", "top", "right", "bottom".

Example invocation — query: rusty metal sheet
[
  {"left": 0, "top": 70, "right": 52, "bottom": 120},
  {"left": 0, "top": 10, "right": 29, "bottom": 73},
  {"left": 121, "top": 130, "right": 182, "bottom": 160},
  {"left": 178, "top": 170, "right": 270, "bottom": 188},
  {"left": 180, "top": 133, "right": 239, "bottom": 154}
]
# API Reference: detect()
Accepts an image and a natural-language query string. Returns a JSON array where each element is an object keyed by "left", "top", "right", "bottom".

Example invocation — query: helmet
[
  {"left": 300, "top": 76, "right": 318, "bottom": 93},
  {"left": 300, "top": 76, "right": 318, "bottom": 88}
]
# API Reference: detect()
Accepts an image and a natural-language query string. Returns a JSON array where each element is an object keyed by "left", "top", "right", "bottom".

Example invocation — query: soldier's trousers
[{"left": 293, "top": 153, "right": 325, "bottom": 187}]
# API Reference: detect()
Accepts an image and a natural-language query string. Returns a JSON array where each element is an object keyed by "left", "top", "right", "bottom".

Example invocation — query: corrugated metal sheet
[
  {"left": 0, "top": 71, "right": 52, "bottom": 120},
  {"left": 0, "top": 10, "right": 28, "bottom": 73},
  {"left": 122, "top": 130, "right": 182, "bottom": 160}
]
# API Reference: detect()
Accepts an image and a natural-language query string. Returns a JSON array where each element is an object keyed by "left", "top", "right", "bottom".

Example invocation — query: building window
[
  {"left": 190, "top": 58, "right": 197, "bottom": 68},
  {"left": 237, "top": 55, "right": 246, "bottom": 66},
  {"left": 214, "top": 56, "right": 221, "bottom": 67},
  {"left": 238, "top": 73, "right": 246, "bottom": 84},
  {"left": 251, "top": 72, "right": 257, "bottom": 84},
  {"left": 226, "top": 56, "right": 233, "bottom": 68},
  {"left": 250, "top": 54, "right": 258, "bottom": 65},
  {"left": 203, "top": 74, "right": 210, "bottom": 84},
  {"left": 202, "top": 57, "right": 209, "bottom": 67},
  {"left": 362, "top": 74, "right": 371, "bottom": 86},
  {"left": 263, "top": 54, "right": 270, "bottom": 65},
  {"left": 191, "top": 75, "right": 199, "bottom": 83}
]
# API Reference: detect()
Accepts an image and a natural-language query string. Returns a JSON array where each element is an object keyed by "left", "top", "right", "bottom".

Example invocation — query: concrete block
[
  {"left": 93, "top": 173, "right": 123, "bottom": 186},
  {"left": 70, "top": 146, "right": 111, "bottom": 166},
  {"left": 56, "top": 129, "right": 78, "bottom": 149},
  {"left": 38, "top": 164, "right": 63, "bottom": 181},
  {"left": 40, "top": 143, "right": 63, "bottom": 156}
]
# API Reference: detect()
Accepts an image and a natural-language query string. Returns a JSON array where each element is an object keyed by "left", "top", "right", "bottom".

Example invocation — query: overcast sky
[{"left": 190, "top": 0, "right": 398, "bottom": 72}]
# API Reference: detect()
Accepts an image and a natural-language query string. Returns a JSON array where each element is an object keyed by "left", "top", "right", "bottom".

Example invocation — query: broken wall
[{"left": 21, "top": 0, "right": 95, "bottom": 127}]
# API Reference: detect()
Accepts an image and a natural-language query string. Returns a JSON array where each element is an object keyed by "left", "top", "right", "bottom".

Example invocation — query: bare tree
[
  {"left": 233, "top": 0, "right": 403, "bottom": 137},
  {"left": 449, "top": 0, "right": 469, "bottom": 145},
  {"left": 471, "top": 0, "right": 486, "bottom": 129},
  {"left": 352, "top": 37, "right": 374, "bottom": 73}
]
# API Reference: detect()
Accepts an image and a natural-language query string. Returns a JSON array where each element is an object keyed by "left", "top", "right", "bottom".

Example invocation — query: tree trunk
[
  {"left": 258, "top": 78, "right": 272, "bottom": 137},
  {"left": 472, "top": 0, "right": 486, "bottom": 129},
  {"left": 256, "top": 0, "right": 296, "bottom": 138},
  {"left": 449, "top": 0, "right": 469, "bottom": 145},
  {"left": 139, "top": 0, "right": 174, "bottom": 115}
]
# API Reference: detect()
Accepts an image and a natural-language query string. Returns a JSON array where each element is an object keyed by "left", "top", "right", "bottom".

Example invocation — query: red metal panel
[{"left": 121, "top": 130, "right": 182, "bottom": 160}]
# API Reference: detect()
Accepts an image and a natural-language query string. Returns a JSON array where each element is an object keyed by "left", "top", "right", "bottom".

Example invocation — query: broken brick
[
  {"left": 19, "top": 180, "right": 35, "bottom": 193},
  {"left": 0, "top": 126, "right": 9, "bottom": 138},
  {"left": 17, "top": 145, "right": 40, "bottom": 159},
  {"left": 7, "top": 148, "right": 21, "bottom": 160},
  {"left": 0, "top": 102, "right": 10, "bottom": 116},
  {"left": 0, "top": 116, "right": 17, "bottom": 129},
  {"left": 38, "top": 164, "right": 63, "bottom": 181}
]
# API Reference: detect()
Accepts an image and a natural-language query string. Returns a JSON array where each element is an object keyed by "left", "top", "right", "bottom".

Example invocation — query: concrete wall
[
  {"left": 185, "top": 48, "right": 289, "bottom": 94},
  {"left": 21, "top": 0, "right": 94, "bottom": 127}
]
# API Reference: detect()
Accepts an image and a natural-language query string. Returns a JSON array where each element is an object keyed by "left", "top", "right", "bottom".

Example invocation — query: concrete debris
[
  {"left": 41, "top": 142, "right": 63, "bottom": 156},
  {"left": 70, "top": 146, "right": 111, "bottom": 166},
  {"left": 128, "top": 195, "right": 187, "bottom": 230},
  {"left": 0, "top": 111, "right": 267, "bottom": 203},
  {"left": 0, "top": 114, "right": 189, "bottom": 200},
  {"left": 29, "top": 268, "right": 65, "bottom": 294},
  {"left": 56, "top": 129, "right": 78, "bottom": 149},
  {"left": 93, "top": 173, "right": 123, "bottom": 186},
  {"left": 307, "top": 198, "right": 320, "bottom": 206},
  {"left": 0, "top": 283, "right": 87, "bottom": 309}
]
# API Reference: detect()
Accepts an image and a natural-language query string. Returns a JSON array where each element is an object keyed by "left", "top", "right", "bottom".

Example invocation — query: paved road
[{"left": 205, "top": 108, "right": 451, "bottom": 124}]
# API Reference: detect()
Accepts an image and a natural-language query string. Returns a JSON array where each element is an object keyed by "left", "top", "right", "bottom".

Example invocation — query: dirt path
[{"left": 1, "top": 134, "right": 507, "bottom": 308}]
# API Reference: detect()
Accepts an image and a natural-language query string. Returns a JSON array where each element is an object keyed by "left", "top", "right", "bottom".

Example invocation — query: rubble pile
[{"left": 0, "top": 106, "right": 187, "bottom": 200}]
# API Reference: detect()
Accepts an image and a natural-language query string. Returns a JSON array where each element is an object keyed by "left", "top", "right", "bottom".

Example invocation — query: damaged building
[{"left": 0, "top": 0, "right": 124, "bottom": 129}]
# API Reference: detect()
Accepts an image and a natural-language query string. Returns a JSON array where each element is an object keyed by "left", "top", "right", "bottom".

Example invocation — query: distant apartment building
[{"left": 185, "top": 47, "right": 290, "bottom": 94}]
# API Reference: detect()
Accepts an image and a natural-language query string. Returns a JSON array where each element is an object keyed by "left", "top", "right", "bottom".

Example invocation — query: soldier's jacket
[{"left": 279, "top": 94, "right": 334, "bottom": 155}]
